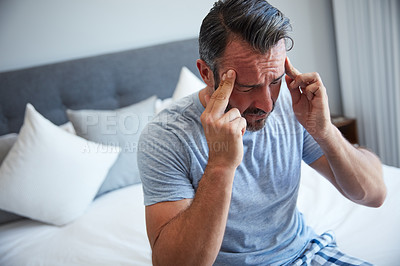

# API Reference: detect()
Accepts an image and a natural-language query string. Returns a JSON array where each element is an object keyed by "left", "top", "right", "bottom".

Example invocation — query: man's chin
[{"left": 246, "top": 117, "right": 268, "bottom": 132}]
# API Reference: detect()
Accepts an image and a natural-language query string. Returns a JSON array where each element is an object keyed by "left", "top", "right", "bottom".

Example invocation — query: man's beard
[{"left": 225, "top": 102, "right": 275, "bottom": 132}]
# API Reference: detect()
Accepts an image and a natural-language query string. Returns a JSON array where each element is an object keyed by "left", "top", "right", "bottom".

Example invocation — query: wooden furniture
[{"left": 331, "top": 116, "right": 358, "bottom": 144}]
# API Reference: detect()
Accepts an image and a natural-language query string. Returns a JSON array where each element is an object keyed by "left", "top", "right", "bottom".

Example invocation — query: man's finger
[
  {"left": 285, "top": 75, "right": 301, "bottom": 104},
  {"left": 206, "top": 69, "right": 236, "bottom": 115},
  {"left": 285, "top": 57, "right": 301, "bottom": 79},
  {"left": 303, "top": 83, "right": 322, "bottom": 101},
  {"left": 288, "top": 72, "right": 321, "bottom": 91}
]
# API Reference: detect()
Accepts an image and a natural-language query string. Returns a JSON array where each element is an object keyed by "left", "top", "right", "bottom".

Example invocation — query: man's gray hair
[{"left": 199, "top": 0, "right": 292, "bottom": 83}]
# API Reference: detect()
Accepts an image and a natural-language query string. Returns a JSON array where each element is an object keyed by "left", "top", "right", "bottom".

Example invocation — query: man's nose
[{"left": 253, "top": 85, "right": 274, "bottom": 112}]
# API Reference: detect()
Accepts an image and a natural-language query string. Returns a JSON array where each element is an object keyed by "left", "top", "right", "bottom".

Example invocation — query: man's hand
[
  {"left": 200, "top": 69, "right": 246, "bottom": 170},
  {"left": 285, "top": 57, "right": 333, "bottom": 140},
  {"left": 285, "top": 57, "right": 386, "bottom": 207}
]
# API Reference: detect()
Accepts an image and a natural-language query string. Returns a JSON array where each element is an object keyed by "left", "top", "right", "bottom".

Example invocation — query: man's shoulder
[
  {"left": 140, "top": 93, "right": 204, "bottom": 145},
  {"left": 155, "top": 95, "right": 201, "bottom": 130}
]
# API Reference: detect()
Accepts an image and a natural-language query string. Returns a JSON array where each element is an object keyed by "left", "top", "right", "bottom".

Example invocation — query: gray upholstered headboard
[{"left": 0, "top": 38, "right": 200, "bottom": 135}]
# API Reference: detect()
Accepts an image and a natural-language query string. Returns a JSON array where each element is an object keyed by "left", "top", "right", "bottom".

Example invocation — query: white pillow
[
  {"left": 155, "top": 66, "right": 205, "bottom": 114},
  {"left": 0, "top": 104, "right": 120, "bottom": 226},
  {"left": 66, "top": 96, "right": 157, "bottom": 197},
  {"left": 0, "top": 122, "right": 77, "bottom": 225},
  {"left": 172, "top": 66, "right": 206, "bottom": 101},
  {"left": 0, "top": 122, "right": 74, "bottom": 164},
  {"left": 60, "top": 121, "right": 76, "bottom": 134}
]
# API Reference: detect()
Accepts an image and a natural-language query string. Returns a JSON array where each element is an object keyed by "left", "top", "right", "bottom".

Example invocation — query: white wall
[
  {"left": 0, "top": 0, "right": 342, "bottom": 114},
  {"left": 0, "top": 0, "right": 215, "bottom": 72}
]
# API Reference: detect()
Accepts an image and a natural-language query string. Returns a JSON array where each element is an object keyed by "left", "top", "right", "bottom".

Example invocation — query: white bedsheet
[
  {"left": 0, "top": 163, "right": 399, "bottom": 265},
  {"left": 298, "top": 163, "right": 400, "bottom": 265}
]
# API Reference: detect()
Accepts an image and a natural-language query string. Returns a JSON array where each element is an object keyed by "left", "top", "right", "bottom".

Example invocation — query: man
[{"left": 138, "top": 0, "right": 386, "bottom": 265}]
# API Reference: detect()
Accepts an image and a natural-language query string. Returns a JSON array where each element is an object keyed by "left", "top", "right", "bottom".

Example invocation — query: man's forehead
[{"left": 219, "top": 39, "right": 287, "bottom": 72}]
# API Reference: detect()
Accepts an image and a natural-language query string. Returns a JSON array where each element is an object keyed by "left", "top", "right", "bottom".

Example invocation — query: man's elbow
[{"left": 364, "top": 184, "right": 387, "bottom": 208}]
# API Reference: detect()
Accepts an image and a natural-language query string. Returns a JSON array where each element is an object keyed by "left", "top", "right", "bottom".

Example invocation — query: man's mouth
[
  {"left": 245, "top": 112, "right": 268, "bottom": 121},
  {"left": 243, "top": 109, "right": 268, "bottom": 121}
]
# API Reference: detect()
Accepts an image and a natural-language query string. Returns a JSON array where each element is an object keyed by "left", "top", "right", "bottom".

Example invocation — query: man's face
[{"left": 215, "top": 38, "right": 287, "bottom": 131}]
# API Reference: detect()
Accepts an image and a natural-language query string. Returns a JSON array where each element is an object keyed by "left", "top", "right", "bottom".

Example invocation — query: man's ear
[{"left": 196, "top": 59, "right": 215, "bottom": 88}]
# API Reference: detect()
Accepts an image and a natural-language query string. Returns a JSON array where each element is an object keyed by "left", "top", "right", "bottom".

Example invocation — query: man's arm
[
  {"left": 146, "top": 166, "right": 235, "bottom": 265},
  {"left": 285, "top": 58, "right": 386, "bottom": 207},
  {"left": 309, "top": 131, "right": 386, "bottom": 207},
  {"left": 145, "top": 70, "right": 246, "bottom": 265}
]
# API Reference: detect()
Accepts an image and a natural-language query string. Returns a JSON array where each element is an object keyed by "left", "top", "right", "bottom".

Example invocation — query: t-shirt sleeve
[
  {"left": 302, "top": 128, "right": 324, "bottom": 165},
  {"left": 137, "top": 123, "right": 195, "bottom": 206}
]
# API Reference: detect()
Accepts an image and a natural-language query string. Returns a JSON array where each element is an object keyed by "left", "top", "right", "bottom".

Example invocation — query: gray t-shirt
[{"left": 138, "top": 83, "right": 324, "bottom": 265}]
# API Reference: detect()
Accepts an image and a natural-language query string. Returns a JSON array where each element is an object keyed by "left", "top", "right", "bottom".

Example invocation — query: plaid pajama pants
[{"left": 291, "top": 231, "right": 373, "bottom": 266}]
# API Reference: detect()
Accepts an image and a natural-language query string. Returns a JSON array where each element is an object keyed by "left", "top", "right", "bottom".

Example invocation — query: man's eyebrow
[{"left": 235, "top": 73, "right": 285, "bottom": 88}]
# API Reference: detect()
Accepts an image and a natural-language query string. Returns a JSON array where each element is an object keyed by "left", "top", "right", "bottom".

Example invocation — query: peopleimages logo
[
  {"left": 80, "top": 113, "right": 155, "bottom": 135},
  {"left": 82, "top": 141, "right": 121, "bottom": 153}
]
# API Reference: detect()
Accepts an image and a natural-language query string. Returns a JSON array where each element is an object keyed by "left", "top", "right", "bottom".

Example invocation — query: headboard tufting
[{"left": 0, "top": 38, "right": 200, "bottom": 135}]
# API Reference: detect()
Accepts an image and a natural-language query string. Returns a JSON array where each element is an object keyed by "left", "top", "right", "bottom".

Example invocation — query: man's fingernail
[
  {"left": 227, "top": 70, "right": 233, "bottom": 78},
  {"left": 222, "top": 73, "right": 227, "bottom": 81}
]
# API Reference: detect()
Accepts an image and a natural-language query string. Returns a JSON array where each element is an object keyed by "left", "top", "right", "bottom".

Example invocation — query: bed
[{"left": 0, "top": 38, "right": 399, "bottom": 265}]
